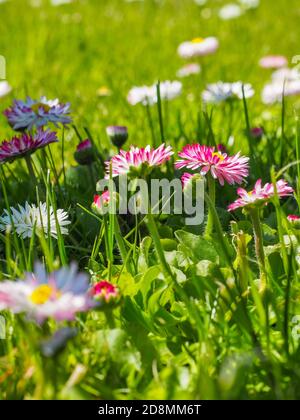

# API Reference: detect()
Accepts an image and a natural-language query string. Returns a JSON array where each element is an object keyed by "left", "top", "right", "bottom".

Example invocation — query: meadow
[{"left": 0, "top": 0, "right": 300, "bottom": 400}]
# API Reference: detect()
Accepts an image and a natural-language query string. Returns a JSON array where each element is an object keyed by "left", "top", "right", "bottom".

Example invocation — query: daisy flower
[
  {"left": 202, "top": 81, "right": 254, "bottom": 103},
  {"left": 262, "top": 80, "right": 300, "bottom": 104},
  {"left": 92, "top": 191, "right": 115, "bottom": 215},
  {"left": 105, "top": 144, "right": 173, "bottom": 178},
  {"left": 0, "top": 202, "right": 70, "bottom": 239},
  {"left": 0, "top": 262, "right": 93, "bottom": 323},
  {"left": 175, "top": 144, "right": 249, "bottom": 186},
  {"left": 177, "top": 37, "right": 219, "bottom": 59},
  {"left": 90, "top": 280, "right": 119, "bottom": 303},
  {"left": 259, "top": 55, "right": 288, "bottom": 69},
  {"left": 228, "top": 179, "right": 294, "bottom": 211},
  {"left": 0, "top": 129, "right": 57, "bottom": 164},
  {"left": 4, "top": 96, "right": 71, "bottom": 130},
  {"left": 287, "top": 214, "right": 300, "bottom": 223},
  {"left": 219, "top": 4, "right": 243, "bottom": 20},
  {"left": 0, "top": 81, "right": 12, "bottom": 98},
  {"left": 176, "top": 63, "right": 201, "bottom": 78},
  {"left": 127, "top": 81, "right": 182, "bottom": 106}
]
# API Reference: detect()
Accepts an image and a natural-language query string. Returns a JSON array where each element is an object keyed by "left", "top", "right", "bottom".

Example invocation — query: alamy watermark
[{"left": 96, "top": 175, "right": 205, "bottom": 225}]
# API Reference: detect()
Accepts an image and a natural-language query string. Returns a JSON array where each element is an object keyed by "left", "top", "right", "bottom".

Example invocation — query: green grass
[{"left": 0, "top": 0, "right": 300, "bottom": 400}]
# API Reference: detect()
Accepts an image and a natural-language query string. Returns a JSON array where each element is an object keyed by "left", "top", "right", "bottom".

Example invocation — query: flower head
[
  {"left": 92, "top": 191, "right": 117, "bottom": 215},
  {"left": 177, "top": 37, "right": 219, "bottom": 59},
  {"left": 0, "top": 129, "right": 57, "bottom": 164},
  {"left": 176, "top": 144, "right": 249, "bottom": 186},
  {"left": 228, "top": 179, "right": 294, "bottom": 211},
  {"left": 0, "top": 263, "right": 93, "bottom": 323},
  {"left": 0, "top": 202, "right": 70, "bottom": 239},
  {"left": 177, "top": 63, "right": 201, "bottom": 78},
  {"left": 90, "top": 280, "right": 119, "bottom": 304},
  {"left": 202, "top": 81, "right": 254, "bottom": 104},
  {"left": 74, "top": 139, "right": 94, "bottom": 165},
  {"left": 4, "top": 96, "right": 71, "bottom": 130},
  {"left": 262, "top": 80, "right": 300, "bottom": 104},
  {"left": 105, "top": 144, "right": 173, "bottom": 178},
  {"left": 0, "top": 81, "right": 12, "bottom": 98},
  {"left": 106, "top": 125, "right": 128, "bottom": 148},
  {"left": 259, "top": 55, "right": 288, "bottom": 69},
  {"left": 287, "top": 214, "right": 300, "bottom": 224},
  {"left": 127, "top": 81, "right": 182, "bottom": 106},
  {"left": 219, "top": 4, "right": 243, "bottom": 20},
  {"left": 250, "top": 127, "right": 264, "bottom": 140}
]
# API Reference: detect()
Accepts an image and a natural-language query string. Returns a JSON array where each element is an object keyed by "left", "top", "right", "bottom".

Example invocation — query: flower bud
[{"left": 106, "top": 126, "right": 128, "bottom": 148}]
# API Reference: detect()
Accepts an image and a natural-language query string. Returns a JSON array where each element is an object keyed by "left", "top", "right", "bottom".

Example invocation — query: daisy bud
[
  {"left": 74, "top": 139, "right": 95, "bottom": 165},
  {"left": 287, "top": 215, "right": 300, "bottom": 225},
  {"left": 92, "top": 191, "right": 118, "bottom": 216},
  {"left": 106, "top": 126, "right": 128, "bottom": 149},
  {"left": 90, "top": 280, "right": 120, "bottom": 306},
  {"left": 250, "top": 127, "right": 264, "bottom": 140}
]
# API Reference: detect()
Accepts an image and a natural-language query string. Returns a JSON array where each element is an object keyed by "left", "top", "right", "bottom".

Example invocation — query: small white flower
[
  {"left": 262, "top": 80, "right": 300, "bottom": 104},
  {"left": 51, "top": 0, "right": 73, "bottom": 5},
  {"left": 202, "top": 81, "right": 254, "bottom": 103},
  {"left": 177, "top": 37, "right": 219, "bottom": 59},
  {"left": 127, "top": 81, "right": 182, "bottom": 106},
  {"left": 0, "top": 81, "right": 12, "bottom": 98},
  {"left": 219, "top": 4, "right": 243, "bottom": 20},
  {"left": 238, "top": 0, "right": 260, "bottom": 9},
  {"left": 177, "top": 63, "right": 201, "bottom": 78},
  {"left": 0, "top": 202, "right": 70, "bottom": 239}
]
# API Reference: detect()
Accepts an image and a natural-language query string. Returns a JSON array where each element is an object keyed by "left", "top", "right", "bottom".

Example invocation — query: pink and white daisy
[
  {"left": 176, "top": 63, "right": 201, "bottom": 78},
  {"left": 259, "top": 55, "right": 288, "bottom": 69},
  {"left": 0, "top": 129, "right": 57, "bottom": 164},
  {"left": 177, "top": 37, "right": 219, "bottom": 59},
  {"left": 92, "top": 191, "right": 117, "bottom": 216},
  {"left": 4, "top": 96, "right": 71, "bottom": 130},
  {"left": 105, "top": 144, "right": 173, "bottom": 178},
  {"left": 0, "top": 263, "right": 94, "bottom": 323},
  {"left": 175, "top": 144, "right": 249, "bottom": 186},
  {"left": 287, "top": 214, "right": 300, "bottom": 223},
  {"left": 228, "top": 179, "right": 294, "bottom": 211},
  {"left": 127, "top": 81, "right": 182, "bottom": 106}
]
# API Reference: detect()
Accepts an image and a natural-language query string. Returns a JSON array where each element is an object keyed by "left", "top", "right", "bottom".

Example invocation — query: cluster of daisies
[{"left": 0, "top": 97, "right": 120, "bottom": 324}]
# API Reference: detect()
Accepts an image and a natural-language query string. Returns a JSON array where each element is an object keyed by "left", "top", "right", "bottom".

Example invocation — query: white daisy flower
[
  {"left": 238, "top": 0, "right": 260, "bottom": 9},
  {"left": 219, "top": 4, "right": 243, "bottom": 20},
  {"left": 177, "top": 37, "right": 219, "bottom": 59},
  {"left": 0, "top": 202, "right": 70, "bottom": 239},
  {"left": 202, "top": 81, "right": 254, "bottom": 103},
  {"left": 177, "top": 63, "right": 201, "bottom": 78},
  {"left": 127, "top": 81, "right": 182, "bottom": 106},
  {"left": 0, "top": 81, "right": 12, "bottom": 98},
  {"left": 262, "top": 80, "right": 300, "bottom": 104}
]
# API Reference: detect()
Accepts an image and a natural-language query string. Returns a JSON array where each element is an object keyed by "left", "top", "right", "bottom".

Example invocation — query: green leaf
[{"left": 175, "top": 230, "right": 219, "bottom": 263}]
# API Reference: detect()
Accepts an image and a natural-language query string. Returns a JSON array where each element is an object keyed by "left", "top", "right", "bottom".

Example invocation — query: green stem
[
  {"left": 205, "top": 174, "right": 216, "bottom": 237},
  {"left": 114, "top": 214, "right": 133, "bottom": 275},
  {"left": 249, "top": 207, "right": 267, "bottom": 292},
  {"left": 145, "top": 102, "right": 156, "bottom": 147},
  {"left": 25, "top": 154, "right": 36, "bottom": 184}
]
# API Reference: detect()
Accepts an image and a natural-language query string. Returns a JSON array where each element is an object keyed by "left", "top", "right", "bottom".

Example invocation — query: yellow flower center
[
  {"left": 191, "top": 37, "right": 205, "bottom": 44},
  {"left": 30, "top": 285, "right": 55, "bottom": 305},
  {"left": 31, "top": 103, "right": 51, "bottom": 113},
  {"left": 212, "top": 152, "right": 225, "bottom": 161}
]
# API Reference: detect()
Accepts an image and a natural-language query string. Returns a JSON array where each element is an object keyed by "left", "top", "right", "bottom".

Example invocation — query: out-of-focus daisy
[
  {"left": 262, "top": 80, "right": 300, "bottom": 104},
  {"left": 176, "top": 145, "right": 249, "bottom": 186},
  {"left": 0, "top": 81, "right": 12, "bottom": 98},
  {"left": 90, "top": 280, "right": 119, "bottom": 303},
  {"left": 250, "top": 127, "right": 264, "bottom": 140},
  {"left": 228, "top": 179, "right": 294, "bottom": 211},
  {"left": 106, "top": 126, "right": 128, "bottom": 148},
  {"left": 51, "top": 0, "right": 73, "bottom": 5},
  {"left": 177, "top": 63, "right": 201, "bottom": 78},
  {"left": 219, "top": 4, "right": 243, "bottom": 20},
  {"left": 177, "top": 37, "right": 219, "bottom": 59},
  {"left": 202, "top": 81, "right": 254, "bottom": 103},
  {"left": 4, "top": 96, "right": 71, "bottom": 130},
  {"left": 0, "top": 129, "right": 57, "bottom": 164},
  {"left": 0, "top": 202, "right": 70, "bottom": 239},
  {"left": 97, "top": 86, "right": 112, "bottom": 97},
  {"left": 271, "top": 68, "right": 300, "bottom": 83},
  {"left": 74, "top": 139, "right": 95, "bottom": 165},
  {"left": 127, "top": 81, "right": 182, "bottom": 106},
  {"left": 287, "top": 215, "right": 300, "bottom": 224},
  {"left": 259, "top": 55, "right": 288, "bottom": 69},
  {"left": 106, "top": 144, "right": 173, "bottom": 178},
  {"left": 0, "top": 262, "right": 93, "bottom": 323}
]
